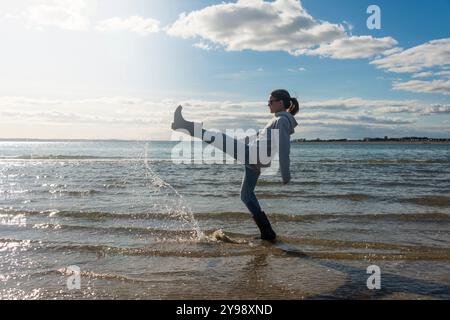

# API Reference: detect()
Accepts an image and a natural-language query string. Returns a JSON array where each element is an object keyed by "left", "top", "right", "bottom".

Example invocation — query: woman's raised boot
[
  {"left": 171, "top": 105, "right": 201, "bottom": 137},
  {"left": 171, "top": 106, "right": 215, "bottom": 143}
]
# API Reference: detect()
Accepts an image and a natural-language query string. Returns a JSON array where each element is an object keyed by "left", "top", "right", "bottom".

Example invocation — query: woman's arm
[
  {"left": 277, "top": 117, "right": 291, "bottom": 184},
  {"left": 240, "top": 133, "right": 258, "bottom": 145}
]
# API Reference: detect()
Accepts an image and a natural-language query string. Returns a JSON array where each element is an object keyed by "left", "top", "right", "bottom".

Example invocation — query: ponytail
[
  {"left": 271, "top": 89, "right": 300, "bottom": 117},
  {"left": 288, "top": 97, "right": 299, "bottom": 116}
]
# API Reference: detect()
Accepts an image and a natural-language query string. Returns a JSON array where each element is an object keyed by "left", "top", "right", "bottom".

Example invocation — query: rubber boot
[
  {"left": 171, "top": 106, "right": 215, "bottom": 143},
  {"left": 171, "top": 105, "right": 200, "bottom": 136},
  {"left": 252, "top": 211, "right": 277, "bottom": 242}
]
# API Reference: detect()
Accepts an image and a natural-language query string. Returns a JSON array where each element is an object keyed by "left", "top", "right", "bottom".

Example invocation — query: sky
[{"left": 0, "top": 0, "right": 449, "bottom": 140}]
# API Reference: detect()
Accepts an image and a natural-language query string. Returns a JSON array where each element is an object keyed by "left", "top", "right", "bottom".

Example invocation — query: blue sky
[{"left": 0, "top": 0, "right": 449, "bottom": 140}]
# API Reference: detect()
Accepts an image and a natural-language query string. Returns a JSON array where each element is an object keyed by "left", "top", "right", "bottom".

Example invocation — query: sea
[{"left": 1, "top": 140, "right": 449, "bottom": 299}]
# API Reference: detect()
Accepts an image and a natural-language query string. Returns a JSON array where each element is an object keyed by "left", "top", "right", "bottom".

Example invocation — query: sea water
[{"left": 1, "top": 140, "right": 449, "bottom": 299}]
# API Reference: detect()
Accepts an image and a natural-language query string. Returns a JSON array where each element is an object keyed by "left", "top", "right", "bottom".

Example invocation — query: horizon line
[{"left": 1, "top": 136, "right": 450, "bottom": 142}]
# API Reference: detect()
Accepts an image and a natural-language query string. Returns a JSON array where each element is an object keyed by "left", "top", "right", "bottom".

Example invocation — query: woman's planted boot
[{"left": 253, "top": 211, "right": 277, "bottom": 242}]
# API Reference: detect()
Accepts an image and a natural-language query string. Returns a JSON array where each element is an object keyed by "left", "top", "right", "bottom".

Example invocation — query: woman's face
[{"left": 268, "top": 96, "right": 285, "bottom": 114}]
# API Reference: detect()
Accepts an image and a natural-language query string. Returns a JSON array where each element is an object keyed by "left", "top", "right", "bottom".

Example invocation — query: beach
[{"left": 1, "top": 140, "right": 449, "bottom": 299}]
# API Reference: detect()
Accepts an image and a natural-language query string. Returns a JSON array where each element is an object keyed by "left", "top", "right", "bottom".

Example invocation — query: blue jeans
[
  {"left": 202, "top": 129, "right": 273, "bottom": 165},
  {"left": 202, "top": 129, "right": 266, "bottom": 217},
  {"left": 240, "top": 164, "right": 263, "bottom": 218}
]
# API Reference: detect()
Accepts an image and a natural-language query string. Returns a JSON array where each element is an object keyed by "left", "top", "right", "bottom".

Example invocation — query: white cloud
[
  {"left": 301, "top": 97, "right": 450, "bottom": 116},
  {"left": 213, "top": 69, "right": 267, "bottom": 80},
  {"left": 167, "top": 0, "right": 396, "bottom": 59},
  {"left": 302, "top": 97, "right": 415, "bottom": 110},
  {"left": 411, "top": 71, "right": 434, "bottom": 79},
  {"left": 371, "top": 38, "right": 450, "bottom": 74},
  {"left": 96, "top": 16, "right": 160, "bottom": 36},
  {"left": 193, "top": 42, "right": 214, "bottom": 51},
  {"left": 374, "top": 104, "right": 450, "bottom": 115},
  {"left": 25, "top": 0, "right": 93, "bottom": 31},
  {"left": 370, "top": 38, "right": 450, "bottom": 95},
  {"left": 299, "top": 112, "right": 414, "bottom": 125},
  {"left": 437, "top": 71, "right": 450, "bottom": 78},
  {"left": 9, "top": 2, "right": 160, "bottom": 36},
  {"left": 427, "top": 104, "right": 450, "bottom": 114},
  {"left": 296, "top": 36, "right": 397, "bottom": 59},
  {"left": 1, "top": 96, "right": 448, "bottom": 140},
  {"left": 0, "top": 96, "right": 165, "bottom": 125},
  {"left": 288, "top": 67, "right": 306, "bottom": 72},
  {"left": 381, "top": 47, "right": 403, "bottom": 56},
  {"left": 393, "top": 79, "right": 450, "bottom": 96}
]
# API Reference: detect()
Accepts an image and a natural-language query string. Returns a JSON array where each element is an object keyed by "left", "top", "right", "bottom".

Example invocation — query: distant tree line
[{"left": 293, "top": 137, "right": 450, "bottom": 143}]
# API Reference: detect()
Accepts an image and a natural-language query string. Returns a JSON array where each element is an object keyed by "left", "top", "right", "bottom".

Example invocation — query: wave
[
  {"left": 257, "top": 180, "right": 321, "bottom": 186},
  {"left": 1, "top": 188, "right": 111, "bottom": 197},
  {"left": 172, "top": 180, "right": 318, "bottom": 187},
  {"left": 309, "top": 193, "right": 371, "bottom": 201},
  {"left": 48, "top": 189, "right": 103, "bottom": 197},
  {"left": 2, "top": 235, "right": 449, "bottom": 261},
  {"left": 179, "top": 180, "right": 443, "bottom": 189},
  {"left": 29, "top": 268, "right": 207, "bottom": 284},
  {"left": 185, "top": 192, "right": 374, "bottom": 201},
  {"left": 401, "top": 196, "right": 450, "bottom": 207},
  {"left": 2, "top": 208, "right": 449, "bottom": 223},
  {"left": 196, "top": 211, "right": 450, "bottom": 223},
  {"left": 44, "top": 242, "right": 258, "bottom": 258},
  {"left": 4, "top": 155, "right": 448, "bottom": 165},
  {"left": 0, "top": 155, "right": 125, "bottom": 160},
  {"left": 256, "top": 192, "right": 307, "bottom": 199},
  {"left": 31, "top": 223, "right": 209, "bottom": 238},
  {"left": 0, "top": 155, "right": 175, "bottom": 163},
  {"left": 55, "top": 268, "right": 150, "bottom": 283},
  {"left": 369, "top": 181, "right": 448, "bottom": 188}
]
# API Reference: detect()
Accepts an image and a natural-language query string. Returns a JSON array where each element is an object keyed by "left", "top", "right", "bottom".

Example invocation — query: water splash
[{"left": 142, "top": 143, "right": 205, "bottom": 241}]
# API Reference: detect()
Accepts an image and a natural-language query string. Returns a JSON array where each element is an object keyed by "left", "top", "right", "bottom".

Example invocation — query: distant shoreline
[
  {"left": 293, "top": 141, "right": 450, "bottom": 145},
  {"left": 1, "top": 138, "right": 450, "bottom": 144}
]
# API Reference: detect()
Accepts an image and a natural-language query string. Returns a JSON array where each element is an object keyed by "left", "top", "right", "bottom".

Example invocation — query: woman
[{"left": 171, "top": 89, "right": 299, "bottom": 241}]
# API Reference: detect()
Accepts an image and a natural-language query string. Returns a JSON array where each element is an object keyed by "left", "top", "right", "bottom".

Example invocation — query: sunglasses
[{"left": 268, "top": 99, "right": 279, "bottom": 106}]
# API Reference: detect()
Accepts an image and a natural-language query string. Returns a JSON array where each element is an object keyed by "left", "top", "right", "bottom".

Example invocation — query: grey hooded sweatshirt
[
  {"left": 200, "top": 110, "right": 298, "bottom": 181},
  {"left": 250, "top": 111, "right": 298, "bottom": 182}
]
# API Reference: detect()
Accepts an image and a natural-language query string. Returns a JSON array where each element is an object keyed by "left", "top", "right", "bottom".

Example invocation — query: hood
[{"left": 275, "top": 111, "right": 298, "bottom": 134}]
